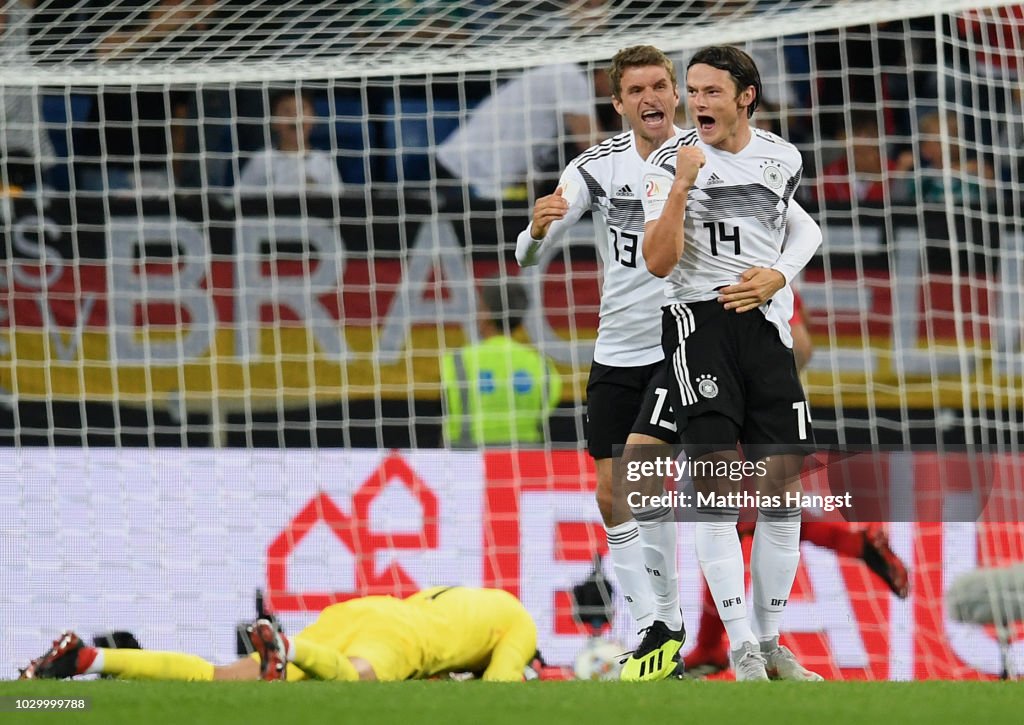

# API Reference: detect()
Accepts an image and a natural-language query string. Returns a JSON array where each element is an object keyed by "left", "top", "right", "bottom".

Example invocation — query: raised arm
[
  {"left": 641, "top": 145, "right": 705, "bottom": 278},
  {"left": 515, "top": 169, "right": 589, "bottom": 267}
]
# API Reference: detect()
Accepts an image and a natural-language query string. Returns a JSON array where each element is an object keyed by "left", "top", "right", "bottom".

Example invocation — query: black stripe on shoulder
[
  {"left": 649, "top": 142, "right": 681, "bottom": 168},
  {"left": 575, "top": 133, "right": 632, "bottom": 166},
  {"left": 578, "top": 167, "right": 607, "bottom": 203},
  {"left": 650, "top": 132, "right": 694, "bottom": 168},
  {"left": 577, "top": 143, "right": 634, "bottom": 168}
]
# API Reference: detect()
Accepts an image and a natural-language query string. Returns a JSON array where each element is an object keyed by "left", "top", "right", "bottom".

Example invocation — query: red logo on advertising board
[{"left": 265, "top": 453, "right": 438, "bottom": 611}]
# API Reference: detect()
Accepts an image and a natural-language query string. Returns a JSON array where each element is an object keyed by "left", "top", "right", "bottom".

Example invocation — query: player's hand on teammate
[
  {"left": 673, "top": 147, "right": 706, "bottom": 190},
  {"left": 718, "top": 267, "right": 786, "bottom": 313},
  {"left": 530, "top": 187, "right": 569, "bottom": 240}
]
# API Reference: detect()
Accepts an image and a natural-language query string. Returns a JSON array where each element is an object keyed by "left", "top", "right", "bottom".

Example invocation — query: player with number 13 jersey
[
  {"left": 516, "top": 47, "right": 689, "bottom": 678},
  {"left": 519, "top": 127, "right": 681, "bottom": 369}
]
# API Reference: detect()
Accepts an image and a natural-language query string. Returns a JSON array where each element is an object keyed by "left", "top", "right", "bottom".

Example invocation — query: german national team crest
[
  {"left": 761, "top": 161, "right": 784, "bottom": 189},
  {"left": 696, "top": 374, "right": 719, "bottom": 399}
]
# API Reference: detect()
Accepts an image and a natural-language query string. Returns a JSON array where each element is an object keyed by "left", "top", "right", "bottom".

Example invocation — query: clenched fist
[
  {"left": 674, "top": 146, "right": 706, "bottom": 189},
  {"left": 530, "top": 187, "right": 569, "bottom": 240}
]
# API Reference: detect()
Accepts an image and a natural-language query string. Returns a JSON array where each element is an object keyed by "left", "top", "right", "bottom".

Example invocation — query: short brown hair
[
  {"left": 687, "top": 45, "right": 761, "bottom": 118},
  {"left": 608, "top": 45, "right": 677, "bottom": 99}
]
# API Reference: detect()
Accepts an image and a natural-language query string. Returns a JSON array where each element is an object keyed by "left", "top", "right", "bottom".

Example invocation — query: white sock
[
  {"left": 750, "top": 510, "right": 801, "bottom": 642},
  {"left": 605, "top": 521, "right": 655, "bottom": 629},
  {"left": 85, "top": 649, "right": 104, "bottom": 675},
  {"left": 635, "top": 508, "right": 681, "bottom": 630},
  {"left": 696, "top": 519, "right": 756, "bottom": 649}
]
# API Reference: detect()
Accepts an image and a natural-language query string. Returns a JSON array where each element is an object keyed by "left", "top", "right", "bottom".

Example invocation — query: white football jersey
[
  {"left": 641, "top": 128, "right": 802, "bottom": 345},
  {"left": 517, "top": 128, "right": 685, "bottom": 367}
]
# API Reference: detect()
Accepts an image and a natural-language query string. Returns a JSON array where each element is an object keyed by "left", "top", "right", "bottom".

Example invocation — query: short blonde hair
[{"left": 608, "top": 45, "right": 676, "bottom": 99}]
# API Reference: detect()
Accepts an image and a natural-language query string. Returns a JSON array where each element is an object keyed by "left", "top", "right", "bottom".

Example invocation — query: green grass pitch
[{"left": 1, "top": 680, "right": 1020, "bottom": 725}]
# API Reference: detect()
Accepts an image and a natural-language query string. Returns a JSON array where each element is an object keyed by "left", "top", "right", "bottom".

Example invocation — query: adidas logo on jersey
[
  {"left": 706, "top": 173, "right": 724, "bottom": 185},
  {"left": 614, "top": 185, "right": 634, "bottom": 198}
]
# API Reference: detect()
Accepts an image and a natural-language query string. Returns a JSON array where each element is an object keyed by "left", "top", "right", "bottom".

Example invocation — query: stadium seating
[
  {"left": 41, "top": 92, "right": 94, "bottom": 191},
  {"left": 379, "top": 96, "right": 467, "bottom": 182},
  {"left": 311, "top": 93, "right": 374, "bottom": 185}
]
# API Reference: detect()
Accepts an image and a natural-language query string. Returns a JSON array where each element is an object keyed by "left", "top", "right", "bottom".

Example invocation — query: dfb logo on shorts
[{"left": 696, "top": 374, "right": 719, "bottom": 399}]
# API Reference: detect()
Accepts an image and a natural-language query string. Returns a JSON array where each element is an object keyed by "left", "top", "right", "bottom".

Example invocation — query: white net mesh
[
  {"left": 2, "top": 0, "right": 1023, "bottom": 680},
  {"left": 7, "top": 0, "right": 1017, "bottom": 83}
]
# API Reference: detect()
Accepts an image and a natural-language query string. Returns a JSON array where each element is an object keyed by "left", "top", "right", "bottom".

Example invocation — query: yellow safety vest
[{"left": 441, "top": 336, "right": 562, "bottom": 446}]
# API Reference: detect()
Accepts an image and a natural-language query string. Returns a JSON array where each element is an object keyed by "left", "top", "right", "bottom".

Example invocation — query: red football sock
[
  {"left": 75, "top": 646, "right": 98, "bottom": 675},
  {"left": 800, "top": 522, "right": 864, "bottom": 559}
]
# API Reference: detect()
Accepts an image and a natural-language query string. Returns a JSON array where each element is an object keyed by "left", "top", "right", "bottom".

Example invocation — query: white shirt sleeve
[
  {"left": 772, "top": 201, "right": 821, "bottom": 284},
  {"left": 239, "top": 151, "right": 270, "bottom": 189},
  {"left": 640, "top": 160, "right": 674, "bottom": 223},
  {"left": 306, "top": 151, "right": 343, "bottom": 190},
  {"left": 515, "top": 163, "right": 591, "bottom": 267},
  {"left": 547, "top": 64, "right": 594, "bottom": 117}
]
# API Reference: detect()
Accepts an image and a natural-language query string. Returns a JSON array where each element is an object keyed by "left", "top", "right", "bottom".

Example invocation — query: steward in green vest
[{"left": 441, "top": 280, "right": 562, "bottom": 446}]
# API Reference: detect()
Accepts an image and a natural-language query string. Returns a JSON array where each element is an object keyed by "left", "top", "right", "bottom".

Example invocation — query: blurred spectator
[
  {"left": 951, "top": 6, "right": 1023, "bottom": 152},
  {"left": 673, "top": 2, "right": 806, "bottom": 137},
  {"left": 811, "top": 111, "right": 913, "bottom": 205},
  {"left": 0, "top": 0, "right": 54, "bottom": 191},
  {"left": 77, "top": 0, "right": 229, "bottom": 192},
  {"left": 436, "top": 62, "right": 606, "bottom": 202},
  {"left": 477, "top": 1, "right": 610, "bottom": 43},
  {"left": 996, "top": 86, "right": 1023, "bottom": 193},
  {"left": 905, "top": 111, "right": 991, "bottom": 207},
  {"left": 351, "top": 0, "right": 481, "bottom": 47},
  {"left": 814, "top": 22, "right": 911, "bottom": 141},
  {"left": 957, "top": 5, "right": 1023, "bottom": 83},
  {"left": 440, "top": 278, "right": 561, "bottom": 447},
  {"left": 238, "top": 90, "right": 342, "bottom": 194}
]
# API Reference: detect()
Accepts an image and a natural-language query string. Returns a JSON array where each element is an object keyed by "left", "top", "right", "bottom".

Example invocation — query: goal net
[{"left": 2, "top": 0, "right": 1022, "bottom": 680}]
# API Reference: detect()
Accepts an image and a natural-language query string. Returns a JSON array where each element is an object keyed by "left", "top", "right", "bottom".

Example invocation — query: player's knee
[
  {"left": 754, "top": 451, "right": 806, "bottom": 493},
  {"left": 595, "top": 458, "right": 632, "bottom": 526},
  {"left": 594, "top": 486, "right": 616, "bottom": 526}
]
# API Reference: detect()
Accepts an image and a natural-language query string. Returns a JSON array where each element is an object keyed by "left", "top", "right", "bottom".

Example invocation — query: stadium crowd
[{"left": 2, "top": 0, "right": 1019, "bottom": 212}]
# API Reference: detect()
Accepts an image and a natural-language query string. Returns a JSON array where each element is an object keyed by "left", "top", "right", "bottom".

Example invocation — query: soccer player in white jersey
[
  {"left": 515, "top": 45, "right": 687, "bottom": 679},
  {"left": 641, "top": 46, "right": 824, "bottom": 682}
]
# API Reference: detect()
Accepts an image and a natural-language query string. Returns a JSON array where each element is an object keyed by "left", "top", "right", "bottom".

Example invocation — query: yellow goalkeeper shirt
[{"left": 295, "top": 586, "right": 537, "bottom": 682}]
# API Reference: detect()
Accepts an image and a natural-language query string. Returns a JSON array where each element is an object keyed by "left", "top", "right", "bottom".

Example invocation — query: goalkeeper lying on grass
[{"left": 20, "top": 586, "right": 537, "bottom": 683}]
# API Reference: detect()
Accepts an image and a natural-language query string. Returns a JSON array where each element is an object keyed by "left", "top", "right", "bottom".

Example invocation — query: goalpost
[{"left": 2, "top": 0, "right": 1022, "bottom": 679}]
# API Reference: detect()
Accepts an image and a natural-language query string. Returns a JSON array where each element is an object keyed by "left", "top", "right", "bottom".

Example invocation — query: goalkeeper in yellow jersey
[{"left": 19, "top": 587, "right": 537, "bottom": 683}]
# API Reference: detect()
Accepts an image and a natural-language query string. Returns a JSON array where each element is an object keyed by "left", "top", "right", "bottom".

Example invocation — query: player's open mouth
[
  {"left": 697, "top": 115, "right": 716, "bottom": 132},
  {"left": 640, "top": 109, "right": 664, "bottom": 127}
]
